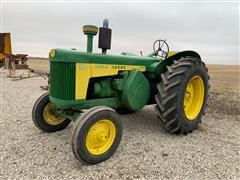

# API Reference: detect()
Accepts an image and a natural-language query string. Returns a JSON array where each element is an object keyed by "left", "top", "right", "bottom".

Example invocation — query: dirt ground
[{"left": 1, "top": 59, "right": 239, "bottom": 179}]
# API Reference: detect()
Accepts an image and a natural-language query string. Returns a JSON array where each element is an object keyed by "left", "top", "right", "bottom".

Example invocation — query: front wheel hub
[
  {"left": 86, "top": 119, "right": 116, "bottom": 155},
  {"left": 43, "top": 103, "right": 65, "bottom": 125}
]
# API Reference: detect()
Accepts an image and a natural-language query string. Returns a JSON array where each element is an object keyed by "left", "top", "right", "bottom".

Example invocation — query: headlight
[{"left": 49, "top": 49, "right": 56, "bottom": 58}]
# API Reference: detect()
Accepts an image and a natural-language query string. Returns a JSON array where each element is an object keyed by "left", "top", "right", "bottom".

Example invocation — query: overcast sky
[{"left": 1, "top": 1, "right": 239, "bottom": 64}]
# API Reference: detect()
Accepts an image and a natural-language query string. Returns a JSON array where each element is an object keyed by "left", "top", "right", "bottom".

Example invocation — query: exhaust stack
[{"left": 98, "top": 19, "right": 112, "bottom": 54}]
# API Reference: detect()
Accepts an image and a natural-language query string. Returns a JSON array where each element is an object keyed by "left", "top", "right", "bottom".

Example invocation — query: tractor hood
[{"left": 49, "top": 48, "right": 159, "bottom": 66}]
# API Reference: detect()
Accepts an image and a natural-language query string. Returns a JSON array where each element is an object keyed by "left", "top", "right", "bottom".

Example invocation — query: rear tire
[{"left": 155, "top": 57, "right": 209, "bottom": 135}]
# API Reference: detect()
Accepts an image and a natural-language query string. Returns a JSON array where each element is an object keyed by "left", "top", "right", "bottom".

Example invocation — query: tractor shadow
[
  {"left": 119, "top": 105, "right": 168, "bottom": 135},
  {"left": 29, "top": 105, "right": 170, "bottom": 169}
]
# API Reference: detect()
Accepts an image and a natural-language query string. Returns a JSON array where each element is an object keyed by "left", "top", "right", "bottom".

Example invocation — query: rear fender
[{"left": 155, "top": 50, "right": 201, "bottom": 75}]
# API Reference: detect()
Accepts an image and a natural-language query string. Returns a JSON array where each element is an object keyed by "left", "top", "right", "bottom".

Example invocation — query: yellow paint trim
[
  {"left": 75, "top": 63, "right": 146, "bottom": 100},
  {"left": 91, "top": 63, "right": 145, "bottom": 77},
  {"left": 167, "top": 51, "right": 177, "bottom": 57},
  {"left": 75, "top": 63, "right": 91, "bottom": 100}
]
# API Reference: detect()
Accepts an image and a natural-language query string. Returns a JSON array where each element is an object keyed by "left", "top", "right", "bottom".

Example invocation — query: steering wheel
[{"left": 153, "top": 39, "right": 169, "bottom": 58}]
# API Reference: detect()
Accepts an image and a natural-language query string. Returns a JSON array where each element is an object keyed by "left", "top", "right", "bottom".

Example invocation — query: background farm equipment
[
  {"left": 32, "top": 19, "right": 209, "bottom": 164},
  {"left": 0, "top": 32, "right": 29, "bottom": 78},
  {"left": 0, "top": 33, "right": 12, "bottom": 66},
  {"left": 3, "top": 53, "right": 30, "bottom": 78},
  {"left": 0, "top": 32, "right": 48, "bottom": 80}
]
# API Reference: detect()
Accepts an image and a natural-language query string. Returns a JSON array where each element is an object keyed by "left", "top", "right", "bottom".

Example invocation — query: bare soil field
[
  {"left": 1, "top": 59, "right": 239, "bottom": 179},
  {"left": 28, "top": 58, "right": 49, "bottom": 74}
]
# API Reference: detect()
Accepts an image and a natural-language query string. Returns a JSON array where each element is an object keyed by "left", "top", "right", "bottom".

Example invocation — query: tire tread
[{"left": 155, "top": 57, "right": 210, "bottom": 135}]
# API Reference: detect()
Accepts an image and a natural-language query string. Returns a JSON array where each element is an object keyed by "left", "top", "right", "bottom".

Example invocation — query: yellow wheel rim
[
  {"left": 86, "top": 119, "right": 116, "bottom": 155},
  {"left": 43, "top": 103, "right": 65, "bottom": 125},
  {"left": 184, "top": 76, "right": 205, "bottom": 120}
]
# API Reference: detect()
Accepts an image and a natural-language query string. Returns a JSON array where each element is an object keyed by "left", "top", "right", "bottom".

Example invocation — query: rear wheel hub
[{"left": 184, "top": 76, "right": 204, "bottom": 120}]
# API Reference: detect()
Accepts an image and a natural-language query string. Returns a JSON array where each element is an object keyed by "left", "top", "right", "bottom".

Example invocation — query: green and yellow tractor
[{"left": 32, "top": 20, "right": 209, "bottom": 164}]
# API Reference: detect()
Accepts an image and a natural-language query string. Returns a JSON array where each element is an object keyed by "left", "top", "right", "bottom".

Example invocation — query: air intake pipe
[{"left": 83, "top": 25, "right": 98, "bottom": 53}]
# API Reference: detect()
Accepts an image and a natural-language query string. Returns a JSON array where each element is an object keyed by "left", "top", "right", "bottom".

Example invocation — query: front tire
[
  {"left": 32, "top": 92, "right": 71, "bottom": 132},
  {"left": 155, "top": 57, "right": 210, "bottom": 135},
  {"left": 72, "top": 106, "right": 123, "bottom": 164}
]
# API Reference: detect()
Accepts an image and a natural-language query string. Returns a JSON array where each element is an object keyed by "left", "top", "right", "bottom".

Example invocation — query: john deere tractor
[{"left": 32, "top": 20, "right": 209, "bottom": 164}]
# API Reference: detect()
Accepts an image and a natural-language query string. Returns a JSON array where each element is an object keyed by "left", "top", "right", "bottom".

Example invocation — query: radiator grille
[{"left": 50, "top": 62, "right": 76, "bottom": 100}]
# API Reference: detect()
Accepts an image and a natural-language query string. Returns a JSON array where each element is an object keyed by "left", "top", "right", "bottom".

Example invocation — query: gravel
[{"left": 0, "top": 71, "right": 240, "bottom": 179}]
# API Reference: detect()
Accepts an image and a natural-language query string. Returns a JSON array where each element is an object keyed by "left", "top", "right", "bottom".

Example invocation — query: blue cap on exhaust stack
[{"left": 103, "top": 19, "right": 109, "bottom": 28}]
